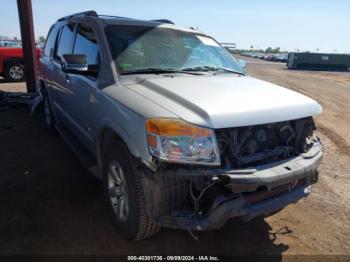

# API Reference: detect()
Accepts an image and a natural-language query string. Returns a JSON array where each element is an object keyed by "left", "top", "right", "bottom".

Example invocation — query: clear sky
[{"left": 0, "top": 0, "right": 349, "bottom": 53}]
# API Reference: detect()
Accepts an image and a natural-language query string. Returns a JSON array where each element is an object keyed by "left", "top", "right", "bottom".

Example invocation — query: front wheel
[{"left": 103, "top": 139, "right": 160, "bottom": 240}]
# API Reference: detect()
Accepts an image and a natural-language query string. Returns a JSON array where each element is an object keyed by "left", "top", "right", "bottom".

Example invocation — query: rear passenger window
[
  {"left": 44, "top": 26, "right": 59, "bottom": 57},
  {"left": 55, "top": 24, "right": 75, "bottom": 61},
  {"left": 73, "top": 24, "right": 100, "bottom": 65}
]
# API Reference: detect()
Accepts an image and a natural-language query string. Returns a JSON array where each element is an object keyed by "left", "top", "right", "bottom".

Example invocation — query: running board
[{"left": 55, "top": 121, "right": 101, "bottom": 179}]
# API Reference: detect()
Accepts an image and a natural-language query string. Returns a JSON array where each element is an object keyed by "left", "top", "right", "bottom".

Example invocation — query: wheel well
[
  {"left": 38, "top": 79, "right": 47, "bottom": 94},
  {"left": 98, "top": 128, "right": 128, "bottom": 169},
  {"left": 35, "top": 80, "right": 47, "bottom": 100}
]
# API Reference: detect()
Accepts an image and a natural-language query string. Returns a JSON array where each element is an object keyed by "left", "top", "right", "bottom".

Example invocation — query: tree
[
  {"left": 265, "top": 47, "right": 281, "bottom": 53},
  {"left": 38, "top": 36, "right": 46, "bottom": 43},
  {"left": 265, "top": 47, "right": 273, "bottom": 53},
  {"left": 272, "top": 47, "right": 280, "bottom": 53}
]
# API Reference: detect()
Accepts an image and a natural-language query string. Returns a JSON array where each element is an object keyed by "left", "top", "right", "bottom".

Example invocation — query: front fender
[{"left": 97, "top": 117, "right": 140, "bottom": 161}]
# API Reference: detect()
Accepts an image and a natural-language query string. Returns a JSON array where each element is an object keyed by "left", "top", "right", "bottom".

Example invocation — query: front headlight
[{"left": 146, "top": 118, "right": 221, "bottom": 166}]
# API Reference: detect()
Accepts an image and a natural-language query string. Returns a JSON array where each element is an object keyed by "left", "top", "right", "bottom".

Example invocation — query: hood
[{"left": 126, "top": 74, "right": 322, "bottom": 129}]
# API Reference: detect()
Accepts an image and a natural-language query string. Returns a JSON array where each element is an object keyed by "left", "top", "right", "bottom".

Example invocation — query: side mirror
[
  {"left": 62, "top": 54, "right": 88, "bottom": 74},
  {"left": 238, "top": 59, "right": 246, "bottom": 69}
]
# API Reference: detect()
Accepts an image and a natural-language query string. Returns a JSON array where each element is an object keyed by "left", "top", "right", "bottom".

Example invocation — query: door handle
[{"left": 65, "top": 74, "right": 70, "bottom": 84}]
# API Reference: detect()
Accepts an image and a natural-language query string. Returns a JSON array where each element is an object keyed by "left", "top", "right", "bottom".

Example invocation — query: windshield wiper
[
  {"left": 182, "top": 66, "right": 245, "bottom": 75},
  {"left": 122, "top": 68, "right": 203, "bottom": 75}
]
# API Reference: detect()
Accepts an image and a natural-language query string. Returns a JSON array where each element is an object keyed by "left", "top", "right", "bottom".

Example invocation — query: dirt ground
[{"left": 0, "top": 58, "right": 349, "bottom": 258}]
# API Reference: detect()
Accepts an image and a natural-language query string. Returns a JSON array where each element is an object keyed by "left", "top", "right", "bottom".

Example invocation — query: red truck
[{"left": 0, "top": 47, "right": 41, "bottom": 82}]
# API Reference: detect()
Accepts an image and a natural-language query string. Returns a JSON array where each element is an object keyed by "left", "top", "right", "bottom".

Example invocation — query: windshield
[{"left": 105, "top": 25, "right": 244, "bottom": 75}]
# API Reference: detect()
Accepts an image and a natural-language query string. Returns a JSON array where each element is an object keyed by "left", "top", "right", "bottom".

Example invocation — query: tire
[
  {"left": 103, "top": 139, "right": 160, "bottom": 240},
  {"left": 42, "top": 89, "right": 56, "bottom": 131},
  {"left": 3, "top": 62, "right": 25, "bottom": 82}
]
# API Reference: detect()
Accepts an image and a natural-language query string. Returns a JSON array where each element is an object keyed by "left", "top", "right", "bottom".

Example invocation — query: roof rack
[
  {"left": 151, "top": 19, "right": 174, "bottom": 24},
  {"left": 57, "top": 10, "right": 98, "bottom": 21},
  {"left": 100, "top": 15, "right": 174, "bottom": 24},
  {"left": 98, "top": 15, "right": 133, "bottom": 20},
  {"left": 57, "top": 11, "right": 175, "bottom": 25}
]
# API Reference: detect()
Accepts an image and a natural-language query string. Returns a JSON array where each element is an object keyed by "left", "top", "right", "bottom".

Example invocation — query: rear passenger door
[
  {"left": 40, "top": 24, "right": 59, "bottom": 97},
  {"left": 63, "top": 23, "right": 100, "bottom": 149}
]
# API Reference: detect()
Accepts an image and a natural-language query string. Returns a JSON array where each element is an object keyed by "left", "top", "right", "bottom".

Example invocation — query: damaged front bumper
[
  {"left": 173, "top": 184, "right": 312, "bottom": 231},
  {"left": 144, "top": 141, "right": 323, "bottom": 231}
]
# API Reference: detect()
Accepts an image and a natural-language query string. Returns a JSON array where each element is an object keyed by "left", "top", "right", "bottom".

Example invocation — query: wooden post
[{"left": 17, "top": 0, "right": 37, "bottom": 93}]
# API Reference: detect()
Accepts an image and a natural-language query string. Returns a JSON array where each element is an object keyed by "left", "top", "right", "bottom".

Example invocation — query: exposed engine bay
[{"left": 216, "top": 117, "right": 317, "bottom": 168}]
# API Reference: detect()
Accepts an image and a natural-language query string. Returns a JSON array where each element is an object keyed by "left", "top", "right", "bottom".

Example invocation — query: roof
[
  {"left": 100, "top": 16, "right": 197, "bottom": 33},
  {"left": 57, "top": 10, "right": 200, "bottom": 34},
  {"left": 100, "top": 16, "right": 168, "bottom": 26}
]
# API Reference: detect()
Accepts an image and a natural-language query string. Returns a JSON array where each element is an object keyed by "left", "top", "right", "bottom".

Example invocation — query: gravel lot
[{"left": 0, "top": 58, "right": 349, "bottom": 257}]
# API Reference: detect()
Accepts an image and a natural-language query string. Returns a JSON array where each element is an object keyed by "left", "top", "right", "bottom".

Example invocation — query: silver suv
[{"left": 38, "top": 11, "right": 323, "bottom": 240}]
